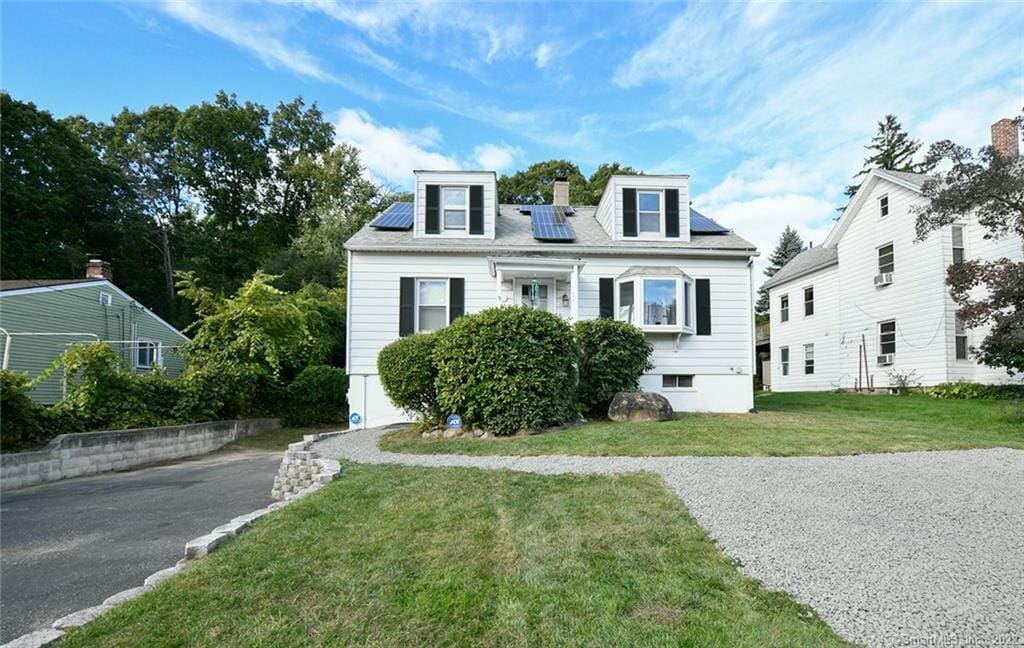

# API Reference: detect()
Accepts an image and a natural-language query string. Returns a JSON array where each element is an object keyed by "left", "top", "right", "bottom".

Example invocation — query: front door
[{"left": 516, "top": 278, "right": 554, "bottom": 312}]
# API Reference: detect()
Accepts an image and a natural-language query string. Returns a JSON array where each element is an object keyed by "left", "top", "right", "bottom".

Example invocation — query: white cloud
[
  {"left": 334, "top": 109, "right": 457, "bottom": 187},
  {"left": 915, "top": 87, "right": 1023, "bottom": 151},
  {"left": 745, "top": 1, "right": 786, "bottom": 28},
  {"left": 471, "top": 143, "right": 522, "bottom": 171},
  {"left": 694, "top": 159, "right": 839, "bottom": 281},
  {"left": 535, "top": 43, "right": 553, "bottom": 69},
  {"left": 161, "top": 1, "right": 336, "bottom": 82}
]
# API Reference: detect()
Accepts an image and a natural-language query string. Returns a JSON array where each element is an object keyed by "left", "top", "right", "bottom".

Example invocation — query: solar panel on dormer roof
[
  {"left": 522, "top": 205, "right": 575, "bottom": 242},
  {"left": 689, "top": 208, "right": 730, "bottom": 234},
  {"left": 369, "top": 202, "right": 414, "bottom": 230}
]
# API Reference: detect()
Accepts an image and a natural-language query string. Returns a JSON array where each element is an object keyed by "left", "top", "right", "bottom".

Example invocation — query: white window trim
[
  {"left": 803, "top": 343, "right": 815, "bottom": 375},
  {"left": 414, "top": 278, "right": 450, "bottom": 333},
  {"left": 635, "top": 189, "right": 665, "bottom": 239},
  {"left": 779, "top": 294, "right": 790, "bottom": 323},
  {"left": 134, "top": 338, "right": 163, "bottom": 369},
  {"left": 879, "top": 194, "right": 889, "bottom": 218},
  {"left": 661, "top": 374, "right": 696, "bottom": 391},
  {"left": 803, "top": 285, "right": 814, "bottom": 318},
  {"left": 878, "top": 319, "right": 897, "bottom": 356},
  {"left": 614, "top": 272, "right": 695, "bottom": 333},
  {"left": 877, "top": 242, "right": 895, "bottom": 275},
  {"left": 99, "top": 291, "right": 113, "bottom": 307},
  {"left": 780, "top": 346, "right": 790, "bottom": 376},
  {"left": 951, "top": 223, "right": 966, "bottom": 264},
  {"left": 440, "top": 186, "right": 469, "bottom": 232},
  {"left": 954, "top": 314, "right": 969, "bottom": 361}
]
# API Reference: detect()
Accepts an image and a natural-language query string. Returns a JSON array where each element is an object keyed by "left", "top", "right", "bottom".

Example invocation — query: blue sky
[{"left": 3, "top": 1, "right": 1022, "bottom": 272}]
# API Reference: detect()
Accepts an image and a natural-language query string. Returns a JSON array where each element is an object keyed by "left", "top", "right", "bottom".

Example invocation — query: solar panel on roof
[
  {"left": 689, "top": 208, "right": 730, "bottom": 234},
  {"left": 523, "top": 205, "right": 575, "bottom": 242},
  {"left": 369, "top": 202, "right": 414, "bottom": 230}
]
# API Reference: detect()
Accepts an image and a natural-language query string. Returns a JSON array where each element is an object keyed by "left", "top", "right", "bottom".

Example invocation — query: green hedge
[
  {"left": 282, "top": 365, "right": 348, "bottom": 427},
  {"left": 378, "top": 333, "right": 443, "bottom": 425},
  {"left": 575, "top": 319, "right": 653, "bottom": 417},
  {"left": 434, "top": 307, "right": 579, "bottom": 435},
  {"left": 928, "top": 381, "right": 1024, "bottom": 400}
]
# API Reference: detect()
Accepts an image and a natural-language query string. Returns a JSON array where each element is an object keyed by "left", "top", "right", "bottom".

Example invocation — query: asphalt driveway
[{"left": 0, "top": 447, "right": 281, "bottom": 643}]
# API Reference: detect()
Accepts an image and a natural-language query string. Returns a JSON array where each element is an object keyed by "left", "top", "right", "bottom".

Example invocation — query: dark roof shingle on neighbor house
[
  {"left": 0, "top": 279, "right": 102, "bottom": 292},
  {"left": 761, "top": 246, "right": 839, "bottom": 291},
  {"left": 347, "top": 204, "right": 757, "bottom": 254}
]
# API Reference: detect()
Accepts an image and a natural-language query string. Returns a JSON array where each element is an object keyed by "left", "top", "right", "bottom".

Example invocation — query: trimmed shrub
[
  {"left": 574, "top": 319, "right": 653, "bottom": 417},
  {"left": 282, "top": 365, "right": 348, "bottom": 427},
  {"left": 378, "top": 333, "right": 442, "bottom": 424},
  {"left": 434, "top": 307, "right": 579, "bottom": 435}
]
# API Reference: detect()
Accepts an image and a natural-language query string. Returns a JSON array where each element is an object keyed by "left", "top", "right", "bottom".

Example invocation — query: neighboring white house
[
  {"left": 344, "top": 170, "right": 760, "bottom": 428},
  {"left": 764, "top": 121, "right": 1023, "bottom": 391}
]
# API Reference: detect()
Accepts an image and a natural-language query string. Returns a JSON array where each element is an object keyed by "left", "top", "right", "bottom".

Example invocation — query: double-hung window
[
  {"left": 878, "top": 320, "right": 897, "bottom": 356},
  {"left": 780, "top": 294, "right": 789, "bottom": 322},
  {"left": 879, "top": 194, "right": 889, "bottom": 217},
  {"left": 951, "top": 225, "right": 965, "bottom": 264},
  {"left": 877, "top": 243, "right": 895, "bottom": 274},
  {"left": 637, "top": 191, "right": 662, "bottom": 235},
  {"left": 416, "top": 279, "right": 448, "bottom": 333},
  {"left": 954, "top": 315, "right": 968, "bottom": 360},
  {"left": 442, "top": 187, "right": 467, "bottom": 230},
  {"left": 804, "top": 286, "right": 814, "bottom": 317},
  {"left": 804, "top": 343, "right": 815, "bottom": 375},
  {"left": 780, "top": 346, "right": 790, "bottom": 376},
  {"left": 135, "top": 340, "right": 161, "bottom": 369}
]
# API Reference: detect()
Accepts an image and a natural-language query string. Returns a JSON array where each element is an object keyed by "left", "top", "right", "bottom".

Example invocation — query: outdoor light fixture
[{"left": 562, "top": 293, "right": 570, "bottom": 307}]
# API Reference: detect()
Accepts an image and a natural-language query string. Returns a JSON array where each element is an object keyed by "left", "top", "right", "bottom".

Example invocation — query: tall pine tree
[
  {"left": 755, "top": 226, "right": 805, "bottom": 316},
  {"left": 845, "top": 114, "right": 930, "bottom": 198}
]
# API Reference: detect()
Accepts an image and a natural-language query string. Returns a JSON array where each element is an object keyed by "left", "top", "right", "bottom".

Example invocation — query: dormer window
[
  {"left": 614, "top": 267, "right": 695, "bottom": 333},
  {"left": 442, "top": 187, "right": 467, "bottom": 230},
  {"left": 637, "top": 191, "right": 662, "bottom": 235}
]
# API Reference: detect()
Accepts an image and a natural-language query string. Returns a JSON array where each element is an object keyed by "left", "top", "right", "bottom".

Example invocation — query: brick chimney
[
  {"left": 85, "top": 258, "right": 113, "bottom": 281},
  {"left": 553, "top": 176, "right": 570, "bottom": 206},
  {"left": 991, "top": 118, "right": 1020, "bottom": 159}
]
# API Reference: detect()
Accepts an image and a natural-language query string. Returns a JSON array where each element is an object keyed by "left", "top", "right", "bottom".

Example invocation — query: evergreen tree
[
  {"left": 755, "top": 226, "right": 805, "bottom": 316},
  {"left": 845, "top": 114, "right": 930, "bottom": 198}
]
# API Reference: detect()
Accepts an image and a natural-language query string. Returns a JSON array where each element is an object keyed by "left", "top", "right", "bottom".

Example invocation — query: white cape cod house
[
  {"left": 344, "top": 170, "right": 759, "bottom": 428},
  {"left": 763, "top": 121, "right": 1023, "bottom": 391}
]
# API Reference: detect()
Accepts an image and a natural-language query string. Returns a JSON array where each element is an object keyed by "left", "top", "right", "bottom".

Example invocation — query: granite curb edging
[{"left": 1, "top": 431, "right": 345, "bottom": 648}]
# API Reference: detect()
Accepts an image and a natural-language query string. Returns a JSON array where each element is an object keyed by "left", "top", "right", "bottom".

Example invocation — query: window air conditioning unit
[
  {"left": 874, "top": 272, "right": 893, "bottom": 287},
  {"left": 99, "top": 292, "right": 113, "bottom": 307},
  {"left": 877, "top": 353, "right": 895, "bottom": 366}
]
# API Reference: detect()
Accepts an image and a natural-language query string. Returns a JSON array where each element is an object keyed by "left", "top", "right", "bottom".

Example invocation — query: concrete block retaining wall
[
  {"left": 1, "top": 419, "right": 279, "bottom": 491},
  {"left": 271, "top": 437, "right": 341, "bottom": 500}
]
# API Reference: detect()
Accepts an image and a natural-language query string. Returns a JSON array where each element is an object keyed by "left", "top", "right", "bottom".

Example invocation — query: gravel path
[{"left": 315, "top": 428, "right": 1024, "bottom": 648}]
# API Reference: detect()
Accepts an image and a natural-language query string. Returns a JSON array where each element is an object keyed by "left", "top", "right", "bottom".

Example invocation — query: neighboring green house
[{"left": 0, "top": 261, "right": 188, "bottom": 404}]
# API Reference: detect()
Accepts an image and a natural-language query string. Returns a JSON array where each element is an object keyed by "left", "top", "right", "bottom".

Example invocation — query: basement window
[{"left": 662, "top": 374, "right": 694, "bottom": 389}]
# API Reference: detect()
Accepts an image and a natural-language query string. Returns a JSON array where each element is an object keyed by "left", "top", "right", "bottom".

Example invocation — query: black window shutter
[
  {"left": 399, "top": 277, "right": 415, "bottom": 337},
  {"left": 598, "top": 278, "right": 613, "bottom": 318},
  {"left": 469, "top": 185, "right": 484, "bottom": 235},
  {"left": 696, "top": 279, "right": 711, "bottom": 335},
  {"left": 449, "top": 278, "right": 465, "bottom": 322},
  {"left": 425, "top": 185, "right": 440, "bottom": 234},
  {"left": 665, "top": 188, "right": 680, "bottom": 238},
  {"left": 622, "top": 187, "right": 637, "bottom": 237}
]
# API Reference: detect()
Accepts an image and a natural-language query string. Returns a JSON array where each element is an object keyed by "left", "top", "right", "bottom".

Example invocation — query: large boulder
[{"left": 607, "top": 391, "right": 674, "bottom": 422}]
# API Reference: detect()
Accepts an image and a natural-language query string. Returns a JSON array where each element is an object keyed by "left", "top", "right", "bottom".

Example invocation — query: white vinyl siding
[{"left": 593, "top": 175, "right": 691, "bottom": 242}]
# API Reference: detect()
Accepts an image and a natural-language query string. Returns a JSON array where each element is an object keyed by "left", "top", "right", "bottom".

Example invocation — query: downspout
[
  {"left": 1, "top": 328, "right": 10, "bottom": 370},
  {"left": 748, "top": 258, "right": 756, "bottom": 381}
]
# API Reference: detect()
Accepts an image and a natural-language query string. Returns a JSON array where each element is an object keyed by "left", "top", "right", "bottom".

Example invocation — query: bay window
[{"left": 615, "top": 268, "right": 694, "bottom": 333}]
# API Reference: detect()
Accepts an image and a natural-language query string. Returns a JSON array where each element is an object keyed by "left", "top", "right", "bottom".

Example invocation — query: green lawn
[
  {"left": 381, "top": 391, "right": 1024, "bottom": 457},
  {"left": 58, "top": 463, "right": 845, "bottom": 647},
  {"left": 232, "top": 425, "right": 344, "bottom": 452}
]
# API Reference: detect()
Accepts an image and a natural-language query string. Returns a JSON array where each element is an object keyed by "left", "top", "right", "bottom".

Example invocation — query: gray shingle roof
[
  {"left": 874, "top": 169, "right": 930, "bottom": 189},
  {"left": 761, "top": 246, "right": 839, "bottom": 290},
  {"left": 345, "top": 205, "right": 758, "bottom": 255},
  {"left": 0, "top": 279, "right": 100, "bottom": 291}
]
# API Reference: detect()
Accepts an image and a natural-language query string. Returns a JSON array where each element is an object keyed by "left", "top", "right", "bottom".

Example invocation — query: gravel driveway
[{"left": 316, "top": 428, "right": 1024, "bottom": 648}]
